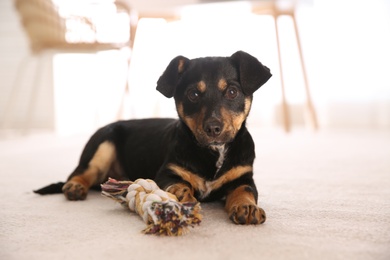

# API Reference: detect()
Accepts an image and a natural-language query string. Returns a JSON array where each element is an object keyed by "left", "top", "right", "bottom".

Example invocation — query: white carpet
[{"left": 1, "top": 127, "right": 389, "bottom": 260}]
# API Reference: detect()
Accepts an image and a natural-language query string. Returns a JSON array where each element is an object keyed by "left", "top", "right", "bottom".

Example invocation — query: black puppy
[{"left": 35, "top": 51, "right": 272, "bottom": 225}]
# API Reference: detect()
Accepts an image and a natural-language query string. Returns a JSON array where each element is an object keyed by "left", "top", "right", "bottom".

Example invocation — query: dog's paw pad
[
  {"left": 62, "top": 181, "right": 87, "bottom": 201},
  {"left": 229, "top": 204, "right": 266, "bottom": 225}
]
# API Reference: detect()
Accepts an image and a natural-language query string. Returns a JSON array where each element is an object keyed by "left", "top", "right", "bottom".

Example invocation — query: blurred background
[{"left": 0, "top": 0, "right": 389, "bottom": 136}]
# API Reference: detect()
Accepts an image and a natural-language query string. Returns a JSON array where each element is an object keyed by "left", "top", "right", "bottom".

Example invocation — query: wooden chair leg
[
  {"left": 274, "top": 14, "right": 290, "bottom": 132},
  {"left": 291, "top": 14, "right": 318, "bottom": 130}
]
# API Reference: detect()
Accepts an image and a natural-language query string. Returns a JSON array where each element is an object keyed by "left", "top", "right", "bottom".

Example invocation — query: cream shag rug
[{"left": 1, "top": 128, "right": 389, "bottom": 260}]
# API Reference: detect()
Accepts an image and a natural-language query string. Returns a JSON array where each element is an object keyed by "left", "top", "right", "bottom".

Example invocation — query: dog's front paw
[
  {"left": 166, "top": 183, "right": 198, "bottom": 203},
  {"left": 229, "top": 204, "right": 266, "bottom": 225},
  {"left": 62, "top": 181, "right": 88, "bottom": 201}
]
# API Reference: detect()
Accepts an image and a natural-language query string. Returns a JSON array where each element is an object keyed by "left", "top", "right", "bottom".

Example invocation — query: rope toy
[{"left": 101, "top": 178, "right": 202, "bottom": 236}]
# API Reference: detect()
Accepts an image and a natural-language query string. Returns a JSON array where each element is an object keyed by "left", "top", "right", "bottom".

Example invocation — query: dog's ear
[
  {"left": 230, "top": 51, "right": 272, "bottom": 95},
  {"left": 156, "top": 56, "right": 190, "bottom": 98}
]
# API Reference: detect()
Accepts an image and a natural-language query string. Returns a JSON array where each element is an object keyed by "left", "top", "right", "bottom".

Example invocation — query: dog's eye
[
  {"left": 225, "top": 86, "right": 238, "bottom": 100},
  {"left": 187, "top": 89, "right": 200, "bottom": 102}
]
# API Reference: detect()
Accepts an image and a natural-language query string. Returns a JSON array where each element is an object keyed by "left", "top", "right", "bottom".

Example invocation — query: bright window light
[{"left": 52, "top": 0, "right": 130, "bottom": 44}]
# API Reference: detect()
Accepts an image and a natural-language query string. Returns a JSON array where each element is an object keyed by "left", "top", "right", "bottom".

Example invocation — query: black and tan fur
[{"left": 35, "top": 51, "right": 272, "bottom": 225}]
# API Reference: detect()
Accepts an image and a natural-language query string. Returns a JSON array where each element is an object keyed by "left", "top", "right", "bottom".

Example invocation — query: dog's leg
[
  {"left": 155, "top": 164, "right": 199, "bottom": 203},
  {"left": 63, "top": 141, "right": 116, "bottom": 200},
  {"left": 225, "top": 185, "right": 266, "bottom": 225}
]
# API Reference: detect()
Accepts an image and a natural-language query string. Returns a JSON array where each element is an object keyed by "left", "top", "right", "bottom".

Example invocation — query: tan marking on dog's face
[
  {"left": 177, "top": 92, "right": 252, "bottom": 146},
  {"left": 177, "top": 102, "right": 207, "bottom": 143},
  {"left": 220, "top": 97, "right": 252, "bottom": 141},
  {"left": 197, "top": 81, "right": 206, "bottom": 93},
  {"left": 218, "top": 78, "right": 227, "bottom": 91},
  {"left": 244, "top": 97, "right": 252, "bottom": 116},
  {"left": 184, "top": 108, "right": 206, "bottom": 138}
]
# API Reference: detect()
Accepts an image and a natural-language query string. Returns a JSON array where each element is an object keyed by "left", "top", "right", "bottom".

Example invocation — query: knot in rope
[
  {"left": 101, "top": 178, "right": 202, "bottom": 236},
  {"left": 126, "top": 179, "right": 178, "bottom": 223}
]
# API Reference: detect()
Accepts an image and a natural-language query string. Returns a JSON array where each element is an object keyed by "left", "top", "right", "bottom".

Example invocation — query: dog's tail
[
  {"left": 34, "top": 182, "right": 101, "bottom": 195},
  {"left": 34, "top": 182, "right": 65, "bottom": 195}
]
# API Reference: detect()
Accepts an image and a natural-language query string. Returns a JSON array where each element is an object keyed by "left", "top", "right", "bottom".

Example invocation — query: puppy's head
[{"left": 156, "top": 51, "right": 272, "bottom": 147}]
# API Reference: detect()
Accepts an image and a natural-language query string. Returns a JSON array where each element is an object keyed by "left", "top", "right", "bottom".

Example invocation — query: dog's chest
[
  {"left": 197, "top": 145, "right": 227, "bottom": 200},
  {"left": 212, "top": 144, "right": 227, "bottom": 171}
]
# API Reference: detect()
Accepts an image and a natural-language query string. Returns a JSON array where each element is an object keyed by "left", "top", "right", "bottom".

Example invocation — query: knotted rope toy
[{"left": 101, "top": 178, "right": 202, "bottom": 236}]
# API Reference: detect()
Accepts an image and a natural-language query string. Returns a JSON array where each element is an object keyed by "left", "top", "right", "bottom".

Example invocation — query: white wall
[
  {"left": 313, "top": 0, "right": 390, "bottom": 128},
  {"left": 0, "top": 0, "right": 32, "bottom": 128},
  {"left": 1, "top": 0, "right": 389, "bottom": 135}
]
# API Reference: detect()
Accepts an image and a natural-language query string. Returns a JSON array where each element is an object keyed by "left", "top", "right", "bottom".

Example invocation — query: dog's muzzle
[
  {"left": 197, "top": 117, "right": 233, "bottom": 146},
  {"left": 204, "top": 119, "right": 223, "bottom": 138}
]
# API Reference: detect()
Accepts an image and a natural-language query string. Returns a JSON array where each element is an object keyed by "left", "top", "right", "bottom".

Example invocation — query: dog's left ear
[
  {"left": 230, "top": 51, "right": 272, "bottom": 95},
  {"left": 156, "top": 56, "right": 190, "bottom": 98}
]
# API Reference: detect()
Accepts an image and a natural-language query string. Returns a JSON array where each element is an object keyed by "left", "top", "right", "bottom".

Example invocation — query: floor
[{"left": 1, "top": 127, "right": 389, "bottom": 260}]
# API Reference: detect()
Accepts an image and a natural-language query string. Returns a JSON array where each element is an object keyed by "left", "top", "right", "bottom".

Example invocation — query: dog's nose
[{"left": 204, "top": 120, "right": 222, "bottom": 137}]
